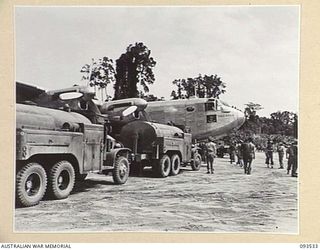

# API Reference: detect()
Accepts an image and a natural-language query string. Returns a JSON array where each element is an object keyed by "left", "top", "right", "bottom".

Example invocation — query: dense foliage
[
  {"left": 171, "top": 74, "right": 226, "bottom": 99},
  {"left": 80, "top": 57, "right": 115, "bottom": 101},
  {"left": 113, "top": 42, "right": 156, "bottom": 100}
]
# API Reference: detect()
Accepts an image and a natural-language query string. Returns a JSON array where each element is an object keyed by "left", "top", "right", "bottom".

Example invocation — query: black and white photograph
[{"left": 14, "top": 5, "right": 299, "bottom": 233}]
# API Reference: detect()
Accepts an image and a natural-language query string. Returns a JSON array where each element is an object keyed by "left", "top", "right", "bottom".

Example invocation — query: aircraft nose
[{"left": 235, "top": 109, "right": 246, "bottom": 127}]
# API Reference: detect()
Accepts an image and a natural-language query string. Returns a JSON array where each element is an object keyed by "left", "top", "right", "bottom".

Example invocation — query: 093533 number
[{"left": 300, "top": 244, "right": 319, "bottom": 248}]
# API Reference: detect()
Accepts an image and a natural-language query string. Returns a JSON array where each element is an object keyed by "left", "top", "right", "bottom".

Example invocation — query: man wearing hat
[
  {"left": 205, "top": 136, "right": 217, "bottom": 174},
  {"left": 286, "top": 140, "right": 298, "bottom": 177}
]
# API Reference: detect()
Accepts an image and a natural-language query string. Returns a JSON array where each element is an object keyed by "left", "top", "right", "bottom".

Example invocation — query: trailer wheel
[
  {"left": 154, "top": 154, "right": 171, "bottom": 178},
  {"left": 170, "top": 154, "right": 181, "bottom": 176},
  {"left": 48, "top": 161, "right": 75, "bottom": 200},
  {"left": 113, "top": 156, "right": 130, "bottom": 184},
  {"left": 191, "top": 153, "right": 202, "bottom": 171},
  {"left": 16, "top": 162, "right": 47, "bottom": 207}
]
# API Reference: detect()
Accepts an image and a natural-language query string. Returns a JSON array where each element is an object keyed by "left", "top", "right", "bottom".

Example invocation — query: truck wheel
[
  {"left": 170, "top": 154, "right": 181, "bottom": 176},
  {"left": 113, "top": 156, "right": 130, "bottom": 184},
  {"left": 154, "top": 154, "right": 171, "bottom": 178},
  {"left": 48, "top": 161, "right": 75, "bottom": 200},
  {"left": 16, "top": 162, "right": 47, "bottom": 207},
  {"left": 191, "top": 153, "right": 202, "bottom": 171}
]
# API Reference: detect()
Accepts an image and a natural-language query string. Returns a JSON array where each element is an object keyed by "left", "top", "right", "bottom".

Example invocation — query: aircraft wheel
[
  {"left": 16, "top": 162, "right": 47, "bottom": 207},
  {"left": 170, "top": 154, "right": 181, "bottom": 176},
  {"left": 113, "top": 156, "right": 130, "bottom": 184},
  {"left": 48, "top": 160, "right": 75, "bottom": 200},
  {"left": 191, "top": 153, "right": 202, "bottom": 171},
  {"left": 154, "top": 154, "right": 171, "bottom": 178}
]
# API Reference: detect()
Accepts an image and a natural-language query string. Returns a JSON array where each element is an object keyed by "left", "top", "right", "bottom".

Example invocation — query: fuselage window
[
  {"left": 205, "top": 102, "right": 215, "bottom": 111},
  {"left": 207, "top": 115, "right": 217, "bottom": 123},
  {"left": 186, "top": 106, "right": 195, "bottom": 112}
]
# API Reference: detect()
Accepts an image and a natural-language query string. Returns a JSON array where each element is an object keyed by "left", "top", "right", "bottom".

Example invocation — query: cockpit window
[
  {"left": 205, "top": 102, "right": 215, "bottom": 111},
  {"left": 207, "top": 115, "right": 217, "bottom": 123},
  {"left": 186, "top": 106, "right": 195, "bottom": 112}
]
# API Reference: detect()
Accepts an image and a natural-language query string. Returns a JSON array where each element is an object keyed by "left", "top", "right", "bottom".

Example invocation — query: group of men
[
  {"left": 204, "top": 137, "right": 255, "bottom": 175},
  {"left": 201, "top": 137, "right": 298, "bottom": 177},
  {"left": 264, "top": 139, "right": 298, "bottom": 177}
]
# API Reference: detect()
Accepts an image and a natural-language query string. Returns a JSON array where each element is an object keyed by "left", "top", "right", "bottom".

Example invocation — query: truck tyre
[
  {"left": 113, "top": 156, "right": 130, "bottom": 184},
  {"left": 191, "top": 153, "right": 202, "bottom": 171},
  {"left": 170, "top": 154, "right": 181, "bottom": 176},
  {"left": 154, "top": 154, "right": 171, "bottom": 178},
  {"left": 16, "top": 162, "right": 47, "bottom": 207},
  {"left": 48, "top": 160, "right": 75, "bottom": 200}
]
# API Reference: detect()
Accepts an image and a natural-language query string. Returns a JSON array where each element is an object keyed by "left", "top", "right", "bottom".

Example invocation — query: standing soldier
[
  {"left": 236, "top": 140, "right": 243, "bottom": 168},
  {"left": 241, "top": 138, "right": 255, "bottom": 175},
  {"left": 265, "top": 139, "right": 274, "bottom": 168},
  {"left": 277, "top": 142, "right": 286, "bottom": 169},
  {"left": 199, "top": 141, "right": 207, "bottom": 164},
  {"left": 229, "top": 142, "right": 236, "bottom": 165},
  {"left": 286, "top": 140, "right": 298, "bottom": 177},
  {"left": 206, "top": 137, "right": 217, "bottom": 174}
]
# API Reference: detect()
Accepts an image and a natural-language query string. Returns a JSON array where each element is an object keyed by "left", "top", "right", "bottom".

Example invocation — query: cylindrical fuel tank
[
  {"left": 120, "top": 121, "right": 184, "bottom": 153},
  {"left": 16, "top": 103, "right": 92, "bottom": 131}
]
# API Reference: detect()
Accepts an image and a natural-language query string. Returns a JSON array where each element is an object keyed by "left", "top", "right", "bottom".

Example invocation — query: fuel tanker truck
[
  {"left": 16, "top": 103, "right": 131, "bottom": 207},
  {"left": 119, "top": 121, "right": 202, "bottom": 177}
]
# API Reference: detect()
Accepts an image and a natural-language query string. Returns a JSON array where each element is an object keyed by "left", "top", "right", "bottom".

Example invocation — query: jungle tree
[
  {"left": 80, "top": 57, "right": 115, "bottom": 101},
  {"left": 171, "top": 74, "right": 226, "bottom": 99},
  {"left": 244, "top": 102, "right": 264, "bottom": 121},
  {"left": 114, "top": 42, "right": 156, "bottom": 99}
]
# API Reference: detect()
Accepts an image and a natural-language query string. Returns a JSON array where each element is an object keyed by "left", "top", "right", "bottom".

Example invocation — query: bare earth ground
[{"left": 15, "top": 152, "right": 298, "bottom": 233}]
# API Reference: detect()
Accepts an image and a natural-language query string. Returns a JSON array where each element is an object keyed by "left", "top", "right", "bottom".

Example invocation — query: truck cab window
[{"left": 205, "top": 102, "right": 215, "bottom": 111}]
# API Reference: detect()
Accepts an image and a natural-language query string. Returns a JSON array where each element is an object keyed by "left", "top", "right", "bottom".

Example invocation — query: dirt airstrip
[{"left": 15, "top": 152, "right": 298, "bottom": 233}]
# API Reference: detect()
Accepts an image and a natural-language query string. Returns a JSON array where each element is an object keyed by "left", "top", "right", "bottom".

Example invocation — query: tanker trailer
[
  {"left": 119, "top": 121, "right": 201, "bottom": 178},
  {"left": 16, "top": 103, "right": 131, "bottom": 207}
]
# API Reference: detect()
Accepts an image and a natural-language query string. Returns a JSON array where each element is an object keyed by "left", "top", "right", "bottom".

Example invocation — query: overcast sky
[{"left": 15, "top": 6, "right": 299, "bottom": 117}]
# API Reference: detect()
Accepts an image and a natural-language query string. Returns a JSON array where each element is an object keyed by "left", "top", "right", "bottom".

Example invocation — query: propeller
[
  {"left": 122, "top": 105, "right": 137, "bottom": 117},
  {"left": 59, "top": 92, "right": 83, "bottom": 100}
]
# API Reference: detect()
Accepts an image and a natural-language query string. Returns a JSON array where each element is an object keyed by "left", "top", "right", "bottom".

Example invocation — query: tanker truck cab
[{"left": 16, "top": 103, "right": 131, "bottom": 207}]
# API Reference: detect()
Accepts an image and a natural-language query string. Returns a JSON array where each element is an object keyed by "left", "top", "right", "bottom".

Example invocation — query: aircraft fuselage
[{"left": 145, "top": 98, "right": 245, "bottom": 141}]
